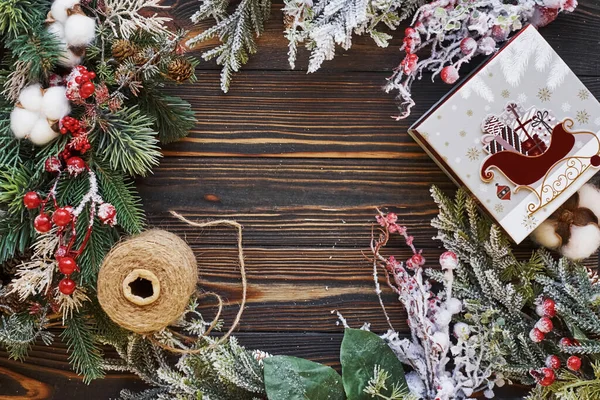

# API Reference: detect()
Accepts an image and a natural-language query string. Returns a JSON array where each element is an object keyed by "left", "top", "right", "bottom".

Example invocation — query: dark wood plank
[{"left": 160, "top": 74, "right": 600, "bottom": 158}]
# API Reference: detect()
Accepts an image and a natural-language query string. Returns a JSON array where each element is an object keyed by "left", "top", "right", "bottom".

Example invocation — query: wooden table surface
[{"left": 2, "top": 1, "right": 600, "bottom": 398}]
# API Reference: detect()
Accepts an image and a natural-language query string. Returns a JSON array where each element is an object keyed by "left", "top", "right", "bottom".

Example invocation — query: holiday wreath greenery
[
  {"left": 0, "top": 0, "right": 196, "bottom": 381},
  {"left": 0, "top": 1, "right": 595, "bottom": 400}
]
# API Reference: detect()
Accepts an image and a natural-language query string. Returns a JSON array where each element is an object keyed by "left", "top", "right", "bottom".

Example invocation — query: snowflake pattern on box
[{"left": 409, "top": 25, "right": 600, "bottom": 244}]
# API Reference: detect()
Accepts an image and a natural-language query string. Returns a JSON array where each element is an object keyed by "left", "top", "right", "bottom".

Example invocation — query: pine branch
[
  {"left": 0, "top": 0, "right": 50, "bottom": 41},
  {"left": 138, "top": 87, "right": 196, "bottom": 144},
  {"left": 61, "top": 313, "right": 105, "bottom": 382},
  {"left": 75, "top": 213, "right": 119, "bottom": 286},
  {"left": 187, "top": 0, "right": 271, "bottom": 92},
  {"left": 92, "top": 106, "right": 161, "bottom": 177},
  {"left": 0, "top": 311, "right": 53, "bottom": 360},
  {"left": 94, "top": 164, "right": 145, "bottom": 235}
]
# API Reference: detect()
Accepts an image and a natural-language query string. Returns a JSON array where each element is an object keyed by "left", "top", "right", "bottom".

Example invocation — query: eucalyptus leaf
[
  {"left": 264, "top": 355, "right": 346, "bottom": 400},
  {"left": 340, "top": 328, "right": 407, "bottom": 400}
]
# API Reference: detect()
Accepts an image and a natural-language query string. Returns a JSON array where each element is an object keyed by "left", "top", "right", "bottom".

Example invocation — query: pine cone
[
  {"left": 0, "top": 286, "right": 25, "bottom": 314},
  {"left": 167, "top": 58, "right": 194, "bottom": 83},
  {"left": 112, "top": 39, "right": 136, "bottom": 61}
]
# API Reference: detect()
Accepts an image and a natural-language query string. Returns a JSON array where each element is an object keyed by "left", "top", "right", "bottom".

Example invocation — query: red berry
[
  {"left": 60, "top": 127, "right": 68, "bottom": 134},
  {"left": 79, "top": 81, "right": 95, "bottom": 99},
  {"left": 34, "top": 213, "right": 52, "bottom": 233},
  {"left": 88, "top": 71, "right": 96, "bottom": 79},
  {"left": 539, "top": 368, "right": 556, "bottom": 386},
  {"left": 75, "top": 76, "right": 82, "bottom": 84},
  {"left": 559, "top": 337, "right": 574, "bottom": 347},
  {"left": 58, "top": 278, "right": 76, "bottom": 295},
  {"left": 460, "top": 37, "right": 477, "bottom": 55},
  {"left": 536, "top": 317, "right": 554, "bottom": 333},
  {"left": 52, "top": 207, "right": 72, "bottom": 227},
  {"left": 404, "top": 27, "right": 416, "bottom": 37},
  {"left": 531, "top": 6, "right": 559, "bottom": 28},
  {"left": 529, "top": 327, "right": 545, "bottom": 343},
  {"left": 23, "top": 192, "right": 41, "bottom": 209},
  {"left": 491, "top": 25, "right": 508, "bottom": 41},
  {"left": 546, "top": 355, "right": 561, "bottom": 370},
  {"left": 66, "top": 157, "right": 86, "bottom": 176},
  {"left": 440, "top": 65, "right": 459, "bottom": 84},
  {"left": 58, "top": 257, "right": 78, "bottom": 275},
  {"left": 567, "top": 356, "right": 582, "bottom": 371},
  {"left": 542, "top": 298, "right": 557, "bottom": 317}
]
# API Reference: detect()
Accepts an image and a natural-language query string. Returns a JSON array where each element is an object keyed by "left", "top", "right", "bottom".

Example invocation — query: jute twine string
[{"left": 97, "top": 211, "right": 247, "bottom": 353}]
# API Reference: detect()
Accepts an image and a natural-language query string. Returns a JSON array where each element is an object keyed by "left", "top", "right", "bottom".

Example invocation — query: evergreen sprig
[
  {"left": 138, "top": 87, "right": 196, "bottom": 144},
  {"left": 61, "top": 313, "right": 105, "bottom": 383},
  {"left": 95, "top": 166, "right": 144, "bottom": 235},
  {"left": 187, "top": 0, "right": 271, "bottom": 92},
  {"left": 93, "top": 106, "right": 162, "bottom": 176},
  {"left": 0, "top": 0, "right": 50, "bottom": 40}
]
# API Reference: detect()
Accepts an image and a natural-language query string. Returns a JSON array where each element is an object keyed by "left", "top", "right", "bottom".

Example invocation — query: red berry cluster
[
  {"left": 75, "top": 69, "right": 96, "bottom": 99},
  {"left": 400, "top": 27, "right": 420, "bottom": 75},
  {"left": 60, "top": 116, "right": 91, "bottom": 155},
  {"left": 527, "top": 297, "right": 585, "bottom": 387},
  {"left": 529, "top": 298, "right": 557, "bottom": 342}
]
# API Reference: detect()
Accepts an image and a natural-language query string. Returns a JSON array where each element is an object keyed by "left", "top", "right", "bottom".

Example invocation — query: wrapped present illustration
[{"left": 408, "top": 25, "right": 600, "bottom": 243}]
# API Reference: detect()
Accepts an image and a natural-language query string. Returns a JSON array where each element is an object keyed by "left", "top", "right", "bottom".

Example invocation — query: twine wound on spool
[{"left": 97, "top": 211, "right": 247, "bottom": 352}]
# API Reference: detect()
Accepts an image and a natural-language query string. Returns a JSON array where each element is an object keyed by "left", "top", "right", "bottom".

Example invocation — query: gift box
[{"left": 409, "top": 25, "right": 600, "bottom": 244}]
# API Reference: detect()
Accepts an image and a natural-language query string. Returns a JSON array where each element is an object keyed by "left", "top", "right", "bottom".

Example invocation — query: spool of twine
[
  {"left": 97, "top": 229, "right": 198, "bottom": 334},
  {"left": 97, "top": 212, "right": 247, "bottom": 352}
]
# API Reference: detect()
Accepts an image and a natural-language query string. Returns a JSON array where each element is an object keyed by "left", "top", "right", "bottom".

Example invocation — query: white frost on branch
[
  {"left": 102, "top": 0, "right": 171, "bottom": 39},
  {"left": 8, "top": 229, "right": 60, "bottom": 300}
]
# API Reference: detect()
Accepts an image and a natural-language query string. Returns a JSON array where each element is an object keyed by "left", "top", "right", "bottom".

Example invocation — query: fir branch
[
  {"left": 61, "top": 313, "right": 105, "bottom": 382},
  {"left": 75, "top": 214, "right": 119, "bottom": 286},
  {"left": 0, "top": 311, "right": 53, "bottom": 360},
  {"left": 94, "top": 165, "right": 145, "bottom": 235},
  {"left": 99, "top": 0, "right": 171, "bottom": 39},
  {"left": 187, "top": 0, "right": 271, "bottom": 92},
  {"left": 138, "top": 87, "right": 196, "bottom": 144},
  {"left": 0, "top": 0, "right": 50, "bottom": 41},
  {"left": 92, "top": 106, "right": 161, "bottom": 177}
]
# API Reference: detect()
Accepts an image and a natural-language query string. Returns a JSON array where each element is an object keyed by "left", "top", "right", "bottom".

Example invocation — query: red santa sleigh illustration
[{"left": 479, "top": 102, "right": 600, "bottom": 215}]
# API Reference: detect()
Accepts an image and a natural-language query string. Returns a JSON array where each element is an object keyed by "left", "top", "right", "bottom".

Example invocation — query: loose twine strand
[{"left": 148, "top": 211, "right": 247, "bottom": 354}]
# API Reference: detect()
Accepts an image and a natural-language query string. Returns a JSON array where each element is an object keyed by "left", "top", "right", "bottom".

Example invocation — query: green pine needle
[
  {"left": 61, "top": 313, "right": 105, "bottom": 383},
  {"left": 138, "top": 87, "right": 196, "bottom": 144},
  {"left": 95, "top": 165, "right": 145, "bottom": 235},
  {"left": 0, "top": 0, "right": 50, "bottom": 41},
  {"left": 91, "top": 106, "right": 161, "bottom": 177},
  {"left": 75, "top": 212, "right": 119, "bottom": 286}
]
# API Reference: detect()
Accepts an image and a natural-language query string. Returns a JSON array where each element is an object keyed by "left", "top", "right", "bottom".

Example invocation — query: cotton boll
[
  {"left": 64, "top": 14, "right": 96, "bottom": 47},
  {"left": 29, "top": 118, "right": 59, "bottom": 145},
  {"left": 561, "top": 224, "right": 600, "bottom": 260},
  {"left": 41, "top": 86, "right": 70, "bottom": 120},
  {"left": 46, "top": 21, "right": 65, "bottom": 40},
  {"left": 435, "top": 309, "right": 452, "bottom": 327},
  {"left": 57, "top": 48, "right": 83, "bottom": 68},
  {"left": 18, "top": 84, "right": 43, "bottom": 111},
  {"left": 577, "top": 184, "right": 600, "bottom": 220},
  {"left": 530, "top": 220, "right": 561, "bottom": 249},
  {"left": 10, "top": 108, "right": 39, "bottom": 139},
  {"left": 50, "top": 0, "right": 80, "bottom": 23},
  {"left": 432, "top": 331, "right": 449, "bottom": 350}
]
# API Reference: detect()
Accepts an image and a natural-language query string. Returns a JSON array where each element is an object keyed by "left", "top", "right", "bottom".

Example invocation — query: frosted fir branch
[
  {"left": 55, "top": 287, "right": 90, "bottom": 325},
  {"left": 100, "top": 0, "right": 172, "bottom": 39},
  {"left": 8, "top": 230, "right": 60, "bottom": 300}
]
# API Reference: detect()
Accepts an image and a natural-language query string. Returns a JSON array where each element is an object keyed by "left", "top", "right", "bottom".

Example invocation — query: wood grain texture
[{"left": 3, "top": 1, "right": 600, "bottom": 398}]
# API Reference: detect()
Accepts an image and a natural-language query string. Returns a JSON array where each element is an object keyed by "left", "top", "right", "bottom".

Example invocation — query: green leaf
[
  {"left": 340, "top": 328, "right": 407, "bottom": 400},
  {"left": 264, "top": 355, "right": 345, "bottom": 400}
]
